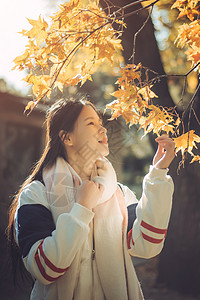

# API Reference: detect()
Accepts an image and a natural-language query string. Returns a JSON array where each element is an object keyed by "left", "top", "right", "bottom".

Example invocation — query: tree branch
[
  {"left": 132, "top": 5, "right": 153, "bottom": 63},
  {"left": 114, "top": 0, "right": 160, "bottom": 19}
]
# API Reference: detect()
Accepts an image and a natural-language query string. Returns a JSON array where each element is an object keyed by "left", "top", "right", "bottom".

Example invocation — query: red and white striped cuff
[
  {"left": 35, "top": 241, "right": 69, "bottom": 282},
  {"left": 127, "top": 220, "right": 167, "bottom": 249},
  {"left": 141, "top": 220, "right": 167, "bottom": 244}
]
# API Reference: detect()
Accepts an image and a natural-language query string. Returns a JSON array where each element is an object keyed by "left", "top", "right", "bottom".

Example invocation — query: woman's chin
[
  {"left": 103, "top": 149, "right": 109, "bottom": 156},
  {"left": 99, "top": 144, "right": 109, "bottom": 156}
]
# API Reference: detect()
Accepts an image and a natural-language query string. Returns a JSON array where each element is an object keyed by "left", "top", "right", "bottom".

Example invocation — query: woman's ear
[{"left": 59, "top": 130, "right": 73, "bottom": 146}]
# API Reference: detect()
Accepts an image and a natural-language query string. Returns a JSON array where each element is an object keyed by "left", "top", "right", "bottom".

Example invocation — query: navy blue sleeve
[
  {"left": 127, "top": 203, "right": 137, "bottom": 233},
  {"left": 16, "top": 204, "right": 56, "bottom": 258},
  {"left": 117, "top": 183, "right": 137, "bottom": 234}
]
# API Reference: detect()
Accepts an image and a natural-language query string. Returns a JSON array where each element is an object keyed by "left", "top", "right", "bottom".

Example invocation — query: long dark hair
[{"left": 7, "top": 96, "right": 97, "bottom": 283}]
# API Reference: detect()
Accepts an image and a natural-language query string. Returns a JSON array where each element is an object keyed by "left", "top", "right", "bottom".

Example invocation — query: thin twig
[
  {"left": 185, "top": 62, "right": 200, "bottom": 76},
  {"left": 116, "top": 0, "right": 160, "bottom": 20},
  {"left": 172, "top": 75, "right": 187, "bottom": 114},
  {"left": 102, "top": 0, "right": 111, "bottom": 15},
  {"left": 105, "top": 0, "right": 121, "bottom": 10},
  {"left": 172, "top": 81, "right": 200, "bottom": 137},
  {"left": 114, "top": 0, "right": 160, "bottom": 15},
  {"left": 82, "top": 8, "right": 110, "bottom": 20},
  {"left": 132, "top": 5, "right": 153, "bottom": 63},
  {"left": 192, "top": 107, "right": 200, "bottom": 126},
  {"left": 187, "top": 82, "right": 200, "bottom": 132}
]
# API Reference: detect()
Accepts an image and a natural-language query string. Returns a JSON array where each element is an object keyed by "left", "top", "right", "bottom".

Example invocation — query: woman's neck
[{"left": 68, "top": 155, "right": 96, "bottom": 181}]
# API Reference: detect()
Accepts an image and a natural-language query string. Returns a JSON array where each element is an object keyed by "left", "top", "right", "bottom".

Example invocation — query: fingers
[
  {"left": 94, "top": 181, "right": 100, "bottom": 188},
  {"left": 155, "top": 135, "right": 175, "bottom": 153},
  {"left": 153, "top": 134, "right": 176, "bottom": 169},
  {"left": 96, "top": 157, "right": 109, "bottom": 171},
  {"left": 155, "top": 135, "right": 174, "bottom": 143},
  {"left": 83, "top": 180, "right": 104, "bottom": 193},
  {"left": 94, "top": 181, "right": 104, "bottom": 193},
  {"left": 96, "top": 159, "right": 108, "bottom": 177},
  {"left": 95, "top": 158, "right": 105, "bottom": 169},
  {"left": 155, "top": 135, "right": 173, "bottom": 144}
]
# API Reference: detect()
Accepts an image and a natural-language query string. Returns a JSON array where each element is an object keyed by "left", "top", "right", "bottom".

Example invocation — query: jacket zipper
[
  {"left": 92, "top": 217, "right": 95, "bottom": 259},
  {"left": 91, "top": 216, "right": 95, "bottom": 260},
  {"left": 91, "top": 249, "right": 95, "bottom": 260},
  {"left": 91, "top": 218, "right": 95, "bottom": 299}
]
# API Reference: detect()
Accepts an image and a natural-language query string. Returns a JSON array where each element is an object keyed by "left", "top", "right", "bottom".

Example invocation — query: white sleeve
[
  {"left": 125, "top": 165, "right": 174, "bottom": 259},
  {"left": 117, "top": 183, "right": 138, "bottom": 207},
  {"left": 17, "top": 183, "right": 94, "bottom": 285}
]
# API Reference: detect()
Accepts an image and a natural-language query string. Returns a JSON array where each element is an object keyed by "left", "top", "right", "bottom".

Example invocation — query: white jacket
[{"left": 15, "top": 164, "right": 174, "bottom": 300}]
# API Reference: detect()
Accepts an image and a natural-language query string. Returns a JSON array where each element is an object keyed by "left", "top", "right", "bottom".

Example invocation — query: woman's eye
[{"left": 88, "top": 121, "right": 103, "bottom": 126}]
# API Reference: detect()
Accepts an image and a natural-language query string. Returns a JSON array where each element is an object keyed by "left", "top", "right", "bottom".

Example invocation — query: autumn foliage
[
  {"left": 13, "top": 0, "right": 124, "bottom": 109},
  {"left": 13, "top": 0, "right": 200, "bottom": 166}
]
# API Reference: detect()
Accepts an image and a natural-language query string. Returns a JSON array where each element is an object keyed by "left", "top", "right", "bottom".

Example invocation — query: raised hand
[
  {"left": 153, "top": 135, "right": 175, "bottom": 169},
  {"left": 75, "top": 180, "right": 104, "bottom": 211}
]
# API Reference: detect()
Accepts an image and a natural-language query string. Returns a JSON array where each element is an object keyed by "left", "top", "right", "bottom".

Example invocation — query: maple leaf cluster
[
  {"left": 13, "top": 0, "right": 124, "bottom": 111},
  {"left": 173, "top": 0, "right": 200, "bottom": 66},
  {"left": 170, "top": 0, "right": 200, "bottom": 163},
  {"left": 106, "top": 63, "right": 179, "bottom": 136},
  {"left": 13, "top": 0, "right": 200, "bottom": 166},
  {"left": 106, "top": 63, "right": 200, "bottom": 165}
]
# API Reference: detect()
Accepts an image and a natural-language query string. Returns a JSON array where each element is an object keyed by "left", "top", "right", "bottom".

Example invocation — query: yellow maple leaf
[
  {"left": 54, "top": 81, "right": 64, "bottom": 93},
  {"left": 173, "top": 130, "right": 200, "bottom": 155},
  {"left": 24, "top": 100, "right": 36, "bottom": 112},
  {"left": 23, "top": 73, "right": 51, "bottom": 99},
  {"left": 80, "top": 74, "right": 93, "bottom": 86},
  {"left": 177, "top": 7, "right": 199, "bottom": 21},
  {"left": 186, "top": 45, "right": 200, "bottom": 65},
  {"left": 138, "top": 105, "right": 175, "bottom": 136},
  {"left": 12, "top": 50, "right": 30, "bottom": 70},
  {"left": 172, "top": 0, "right": 200, "bottom": 21},
  {"left": 114, "top": 19, "right": 127, "bottom": 28},
  {"left": 190, "top": 155, "right": 200, "bottom": 163},
  {"left": 138, "top": 86, "right": 158, "bottom": 101},
  {"left": 171, "top": 0, "right": 186, "bottom": 10},
  {"left": 25, "top": 16, "right": 48, "bottom": 46}
]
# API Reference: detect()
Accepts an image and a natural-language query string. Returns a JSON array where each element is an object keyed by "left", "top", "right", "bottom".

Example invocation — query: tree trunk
[
  {"left": 100, "top": 0, "right": 174, "bottom": 108},
  {"left": 158, "top": 154, "right": 200, "bottom": 296},
  {"left": 158, "top": 82, "right": 200, "bottom": 296},
  {"left": 100, "top": 0, "right": 200, "bottom": 296}
]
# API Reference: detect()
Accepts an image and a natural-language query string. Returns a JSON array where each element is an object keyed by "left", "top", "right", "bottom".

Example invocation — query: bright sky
[
  {"left": 0, "top": 0, "right": 65, "bottom": 94},
  {"left": 0, "top": 1, "right": 165, "bottom": 95}
]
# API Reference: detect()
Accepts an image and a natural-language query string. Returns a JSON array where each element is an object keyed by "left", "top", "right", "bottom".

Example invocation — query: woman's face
[{"left": 67, "top": 105, "right": 109, "bottom": 160}]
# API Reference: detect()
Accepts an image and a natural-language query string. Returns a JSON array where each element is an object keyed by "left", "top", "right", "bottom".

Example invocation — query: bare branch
[
  {"left": 192, "top": 107, "right": 200, "bottom": 127},
  {"left": 187, "top": 81, "right": 200, "bottom": 132},
  {"left": 132, "top": 5, "right": 153, "bottom": 63},
  {"left": 114, "top": 0, "right": 160, "bottom": 15},
  {"left": 176, "top": 76, "right": 187, "bottom": 112},
  {"left": 115, "top": 0, "right": 160, "bottom": 20}
]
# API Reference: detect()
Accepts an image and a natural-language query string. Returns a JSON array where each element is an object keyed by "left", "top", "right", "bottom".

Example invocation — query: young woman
[{"left": 8, "top": 96, "right": 175, "bottom": 300}]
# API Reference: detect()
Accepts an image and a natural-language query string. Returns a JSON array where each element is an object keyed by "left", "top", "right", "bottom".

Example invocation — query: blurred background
[{"left": 0, "top": 0, "right": 200, "bottom": 299}]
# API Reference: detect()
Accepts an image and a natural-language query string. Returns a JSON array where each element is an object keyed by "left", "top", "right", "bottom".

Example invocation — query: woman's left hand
[{"left": 153, "top": 135, "right": 176, "bottom": 169}]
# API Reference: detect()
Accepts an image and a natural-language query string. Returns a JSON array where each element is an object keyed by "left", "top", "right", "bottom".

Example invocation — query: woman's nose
[{"left": 99, "top": 125, "right": 107, "bottom": 134}]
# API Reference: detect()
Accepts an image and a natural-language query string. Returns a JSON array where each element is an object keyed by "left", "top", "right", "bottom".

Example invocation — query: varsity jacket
[{"left": 15, "top": 164, "right": 174, "bottom": 300}]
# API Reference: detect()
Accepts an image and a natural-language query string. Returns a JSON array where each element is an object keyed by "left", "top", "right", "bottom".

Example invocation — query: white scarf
[{"left": 42, "top": 157, "right": 144, "bottom": 300}]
